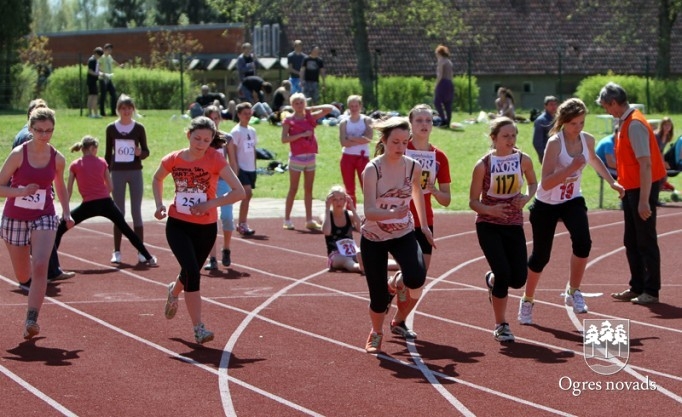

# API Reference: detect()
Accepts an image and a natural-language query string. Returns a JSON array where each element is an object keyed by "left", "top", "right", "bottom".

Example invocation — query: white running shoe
[
  {"left": 565, "top": 288, "right": 588, "bottom": 313},
  {"left": 194, "top": 323, "right": 214, "bottom": 344},
  {"left": 164, "top": 282, "right": 178, "bottom": 319},
  {"left": 110, "top": 251, "right": 121, "bottom": 264},
  {"left": 518, "top": 299, "right": 534, "bottom": 325}
]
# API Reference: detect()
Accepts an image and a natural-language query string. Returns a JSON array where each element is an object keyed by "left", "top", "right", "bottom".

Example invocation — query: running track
[{"left": 1, "top": 206, "right": 681, "bottom": 416}]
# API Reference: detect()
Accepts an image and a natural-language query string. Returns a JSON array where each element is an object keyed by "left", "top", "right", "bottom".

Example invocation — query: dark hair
[
  {"left": 104, "top": 43, "right": 113, "bottom": 49},
  {"left": 654, "top": 116, "right": 674, "bottom": 144},
  {"left": 116, "top": 94, "right": 136, "bottom": 113},
  {"left": 94, "top": 47, "right": 104, "bottom": 56},
  {"left": 187, "top": 116, "right": 216, "bottom": 135},
  {"left": 236, "top": 102, "right": 252, "bottom": 113},
  {"left": 262, "top": 82, "right": 273, "bottom": 94}
]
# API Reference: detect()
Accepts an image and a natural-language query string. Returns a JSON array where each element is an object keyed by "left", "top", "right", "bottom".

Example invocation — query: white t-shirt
[{"left": 229, "top": 124, "right": 258, "bottom": 172}]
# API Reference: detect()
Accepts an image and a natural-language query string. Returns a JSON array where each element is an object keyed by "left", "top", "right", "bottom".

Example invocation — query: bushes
[
  {"left": 44, "top": 65, "right": 192, "bottom": 110},
  {"left": 576, "top": 73, "right": 682, "bottom": 113},
  {"left": 324, "top": 74, "right": 480, "bottom": 115}
]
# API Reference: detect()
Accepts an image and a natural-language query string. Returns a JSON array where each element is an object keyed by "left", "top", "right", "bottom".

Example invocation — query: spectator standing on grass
[
  {"left": 360, "top": 117, "right": 433, "bottom": 354},
  {"left": 0, "top": 107, "right": 74, "bottom": 340},
  {"left": 469, "top": 117, "right": 537, "bottom": 342},
  {"left": 228, "top": 103, "right": 258, "bottom": 236},
  {"left": 52, "top": 135, "right": 158, "bottom": 272},
  {"left": 281, "top": 93, "right": 335, "bottom": 231},
  {"left": 518, "top": 98, "right": 623, "bottom": 325},
  {"left": 237, "top": 42, "right": 257, "bottom": 82},
  {"left": 597, "top": 82, "right": 666, "bottom": 305},
  {"left": 338, "top": 95, "right": 372, "bottom": 205},
  {"left": 595, "top": 134, "right": 618, "bottom": 178},
  {"left": 86, "top": 47, "right": 103, "bottom": 118},
  {"left": 99, "top": 43, "right": 119, "bottom": 117},
  {"left": 104, "top": 94, "right": 150, "bottom": 265},
  {"left": 287, "top": 40, "right": 306, "bottom": 94},
  {"left": 201, "top": 106, "right": 235, "bottom": 270},
  {"left": 300, "top": 46, "right": 325, "bottom": 105},
  {"left": 532, "top": 96, "right": 559, "bottom": 162},
  {"left": 434, "top": 45, "right": 454, "bottom": 128},
  {"left": 154, "top": 116, "right": 245, "bottom": 345}
]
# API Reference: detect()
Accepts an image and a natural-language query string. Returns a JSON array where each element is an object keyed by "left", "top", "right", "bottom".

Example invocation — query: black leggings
[
  {"left": 476, "top": 222, "right": 527, "bottom": 298},
  {"left": 527, "top": 197, "right": 592, "bottom": 273},
  {"left": 165, "top": 217, "right": 216, "bottom": 292},
  {"left": 360, "top": 231, "right": 426, "bottom": 313},
  {"left": 53, "top": 197, "right": 152, "bottom": 265}
]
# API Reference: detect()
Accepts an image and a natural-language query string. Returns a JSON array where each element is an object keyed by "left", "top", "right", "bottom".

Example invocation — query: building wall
[{"left": 43, "top": 24, "right": 244, "bottom": 68}]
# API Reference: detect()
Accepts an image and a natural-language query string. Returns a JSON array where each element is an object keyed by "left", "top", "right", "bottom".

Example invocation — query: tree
[
  {"left": 108, "top": 0, "right": 147, "bottom": 28},
  {"left": 18, "top": 35, "right": 53, "bottom": 95},
  {"left": 572, "top": 0, "right": 681, "bottom": 79},
  {"left": 0, "top": 0, "right": 32, "bottom": 108},
  {"left": 205, "top": 0, "right": 476, "bottom": 109},
  {"left": 147, "top": 29, "right": 203, "bottom": 70}
]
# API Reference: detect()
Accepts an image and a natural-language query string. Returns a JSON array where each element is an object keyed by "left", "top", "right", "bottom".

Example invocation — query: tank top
[
  {"left": 342, "top": 116, "right": 370, "bottom": 156},
  {"left": 361, "top": 157, "right": 416, "bottom": 242},
  {"left": 325, "top": 210, "right": 354, "bottom": 254},
  {"left": 3, "top": 143, "right": 57, "bottom": 221},
  {"left": 537, "top": 131, "right": 589, "bottom": 205},
  {"left": 476, "top": 151, "right": 524, "bottom": 225}
]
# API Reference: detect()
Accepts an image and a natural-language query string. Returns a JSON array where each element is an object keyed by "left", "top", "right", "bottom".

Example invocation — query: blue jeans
[{"left": 289, "top": 77, "right": 302, "bottom": 94}]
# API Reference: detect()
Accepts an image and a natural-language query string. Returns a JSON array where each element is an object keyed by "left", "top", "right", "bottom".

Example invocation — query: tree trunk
[
  {"left": 349, "top": 0, "right": 376, "bottom": 109},
  {"left": 656, "top": 0, "right": 677, "bottom": 79}
]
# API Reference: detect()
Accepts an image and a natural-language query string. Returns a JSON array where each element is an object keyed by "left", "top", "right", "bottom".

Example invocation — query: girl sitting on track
[
  {"left": 52, "top": 135, "right": 158, "bottom": 272},
  {"left": 469, "top": 117, "right": 537, "bottom": 342},
  {"left": 153, "top": 116, "right": 244, "bottom": 345},
  {"left": 323, "top": 185, "right": 364, "bottom": 273},
  {"left": 360, "top": 117, "right": 433, "bottom": 354},
  {"left": 518, "top": 98, "right": 624, "bottom": 325},
  {"left": 0, "top": 107, "right": 74, "bottom": 339}
]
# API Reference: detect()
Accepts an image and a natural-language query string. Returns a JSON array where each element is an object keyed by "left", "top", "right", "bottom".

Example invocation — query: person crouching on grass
[{"left": 153, "top": 116, "right": 245, "bottom": 345}]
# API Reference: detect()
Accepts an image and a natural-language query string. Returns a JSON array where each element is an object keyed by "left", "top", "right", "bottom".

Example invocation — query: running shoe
[
  {"left": 237, "top": 223, "right": 256, "bottom": 236},
  {"left": 222, "top": 249, "right": 231, "bottom": 267},
  {"left": 110, "top": 251, "right": 121, "bottom": 264},
  {"left": 145, "top": 256, "right": 159, "bottom": 267},
  {"left": 305, "top": 220, "right": 322, "bottom": 231},
  {"left": 203, "top": 256, "right": 218, "bottom": 271},
  {"left": 283, "top": 220, "right": 295, "bottom": 230},
  {"left": 194, "top": 323, "right": 214, "bottom": 344},
  {"left": 493, "top": 322, "right": 515, "bottom": 342},
  {"left": 518, "top": 299, "right": 534, "bottom": 325},
  {"left": 164, "top": 282, "right": 178, "bottom": 319},
  {"left": 390, "top": 320, "right": 417, "bottom": 339},
  {"left": 365, "top": 331, "right": 383, "bottom": 353},
  {"left": 565, "top": 287, "right": 588, "bottom": 313},
  {"left": 23, "top": 320, "right": 40, "bottom": 340},
  {"left": 137, "top": 253, "right": 147, "bottom": 263}
]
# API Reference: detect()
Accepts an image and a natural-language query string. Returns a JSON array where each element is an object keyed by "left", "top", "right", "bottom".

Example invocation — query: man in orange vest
[{"left": 597, "top": 82, "right": 666, "bottom": 305}]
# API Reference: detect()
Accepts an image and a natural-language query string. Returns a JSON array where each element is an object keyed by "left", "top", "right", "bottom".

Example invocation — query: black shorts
[
  {"left": 414, "top": 225, "right": 434, "bottom": 255},
  {"left": 87, "top": 80, "right": 98, "bottom": 95},
  {"left": 238, "top": 169, "right": 257, "bottom": 189}
]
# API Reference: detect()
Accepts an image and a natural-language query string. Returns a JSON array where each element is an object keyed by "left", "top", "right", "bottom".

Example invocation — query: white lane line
[
  {"left": 219, "top": 268, "right": 328, "bottom": 417},
  {"left": 0, "top": 273, "right": 325, "bottom": 417},
  {"left": 0, "top": 363, "right": 79, "bottom": 417}
]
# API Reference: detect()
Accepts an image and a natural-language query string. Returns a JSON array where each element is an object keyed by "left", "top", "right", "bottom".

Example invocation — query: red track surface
[{"left": 1, "top": 207, "right": 681, "bottom": 416}]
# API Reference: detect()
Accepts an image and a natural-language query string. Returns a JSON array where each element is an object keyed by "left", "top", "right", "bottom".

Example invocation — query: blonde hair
[
  {"left": 290, "top": 92, "right": 306, "bottom": 105},
  {"left": 329, "top": 185, "right": 346, "bottom": 195},
  {"left": 70, "top": 135, "right": 99, "bottom": 153},
  {"left": 347, "top": 95, "right": 362, "bottom": 107}
]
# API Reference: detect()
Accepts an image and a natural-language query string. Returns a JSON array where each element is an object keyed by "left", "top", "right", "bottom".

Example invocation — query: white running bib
[
  {"left": 335, "top": 238, "right": 358, "bottom": 257},
  {"left": 175, "top": 191, "right": 207, "bottom": 215},
  {"left": 114, "top": 139, "right": 136, "bottom": 163},
  {"left": 14, "top": 188, "right": 47, "bottom": 210}
]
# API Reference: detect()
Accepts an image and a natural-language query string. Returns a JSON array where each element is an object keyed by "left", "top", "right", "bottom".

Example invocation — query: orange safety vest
[{"left": 615, "top": 109, "right": 666, "bottom": 190}]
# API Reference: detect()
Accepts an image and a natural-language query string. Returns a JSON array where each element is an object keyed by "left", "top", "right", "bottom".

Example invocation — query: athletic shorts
[
  {"left": 289, "top": 153, "right": 316, "bottom": 172},
  {"left": 0, "top": 214, "right": 60, "bottom": 246},
  {"left": 238, "top": 169, "right": 257, "bottom": 189}
]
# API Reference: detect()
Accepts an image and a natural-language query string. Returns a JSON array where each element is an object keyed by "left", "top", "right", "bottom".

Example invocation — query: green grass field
[{"left": 1, "top": 108, "right": 679, "bottom": 211}]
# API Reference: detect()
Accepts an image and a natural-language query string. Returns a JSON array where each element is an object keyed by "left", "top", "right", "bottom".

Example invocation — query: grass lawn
[{"left": 1, "top": 108, "right": 680, "bottom": 212}]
